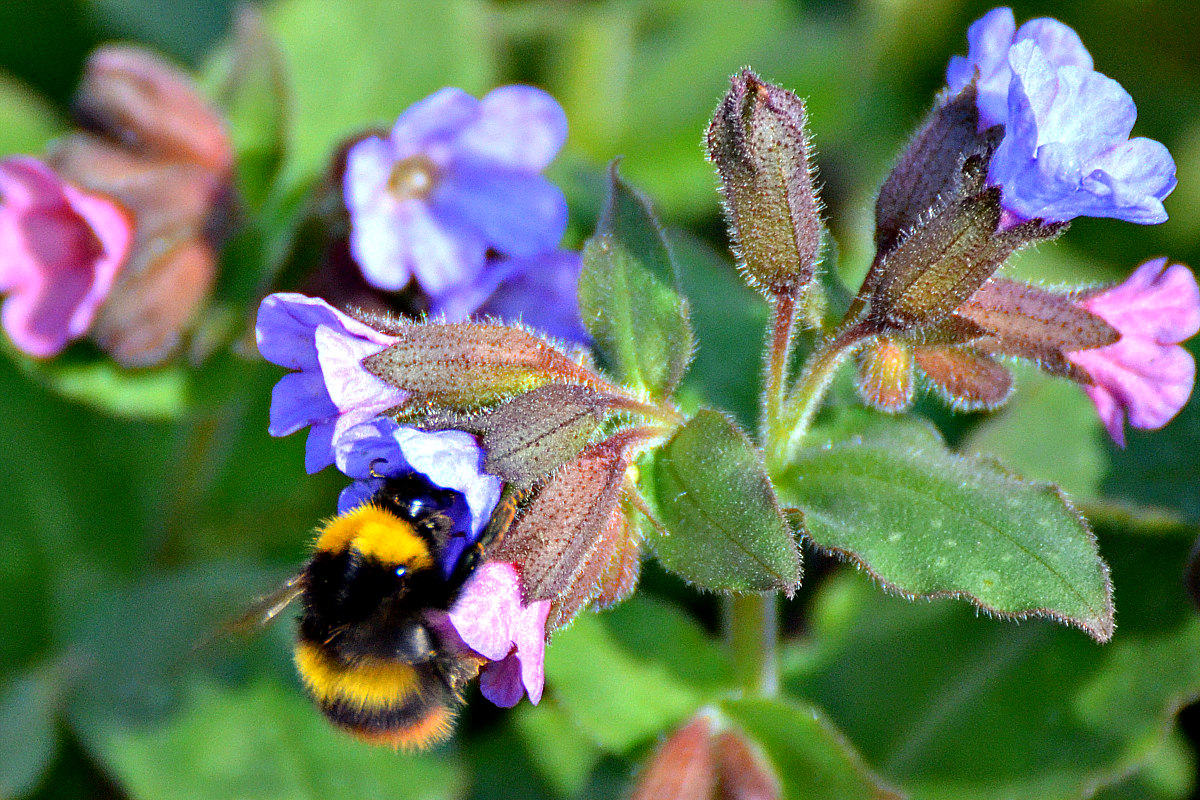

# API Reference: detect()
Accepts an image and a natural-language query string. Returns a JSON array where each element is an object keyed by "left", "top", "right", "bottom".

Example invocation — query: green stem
[
  {"left": 725, "top": 593, "right": 779, "bottom": 696},
  {"left": 761, "top": 290, "right": 798, "bottom": 445},
  {"left": 770, "top": 322, "right": 872, "bottom": 468}
]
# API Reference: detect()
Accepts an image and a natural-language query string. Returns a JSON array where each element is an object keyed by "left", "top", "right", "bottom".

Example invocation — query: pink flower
[
  {"left": 446, "top": 561, "right": 550, "bottom": 707},
  {"left": 0, "top": 156, "right": 132, "bottom": 358},
  {"left": 1068, "top": 257, "right": 1200, "bottom": 446}
]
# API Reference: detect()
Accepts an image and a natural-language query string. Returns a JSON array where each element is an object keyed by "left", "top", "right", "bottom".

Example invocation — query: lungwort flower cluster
[
  {"left": 849, "top": 7, "right": 1196, "bottom": 444},
  {"left": 343, "top": 85, "right": 585, "bottom": 340},
  {"left": 946, "top": 6, "right": 1176, "bottom": 225}
]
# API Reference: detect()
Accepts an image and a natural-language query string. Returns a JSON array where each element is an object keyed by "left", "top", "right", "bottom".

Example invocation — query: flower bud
[
  {"left": 49, "top": 45, "right": 234, "bottom": 367},
  {"left": 362, "top": 321, "right": 612, "bottom": 410},
  {"left": 713, "top": 729, "right": 782, "bottom": 800},
  {"left": 707, "top": 69, "right": 821, "bottom": 296},
  {"left": 856, "top": 337, "right": 915, "bottom": 413},
  {"left": 912, "top": 345, "right": 1013, "bottom": 411},
  {"left": 628, "top": 716, "right": 716, "bottom": 800}
]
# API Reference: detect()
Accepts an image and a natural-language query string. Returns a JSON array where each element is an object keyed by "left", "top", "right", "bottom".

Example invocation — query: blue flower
[
  {"left": 430, "top": 249, "right": 589, "bottom": 344},
  {"left": 256, "top": 292, "right": 406, "bottom": 474},
  {"left": 333, "top": 417, "right": 503, "bottom": 573},
  {"left": 343, "top": 85, "right": 569, "bottom": 298},
  {"left": 946, "top": 7, "right": 1175, "bottom": 225}
]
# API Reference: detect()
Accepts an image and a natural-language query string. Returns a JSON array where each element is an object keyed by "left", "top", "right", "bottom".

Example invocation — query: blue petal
[
  {"left": 389, "top": 87, "right": 479, "bottom": 159},
  {"left": 476, "top": 251, "right": 589, "bottom": 344},
  {"left": 304, "top": 420, "right": 338, "bottom": 474},
  {"left": 268, "top": 370, "right": 337, "bottom": 437},
  {"left": 436, "top": 163, "right": 567, "bottom": 258},
  {"left": 454, "top": 85, "right": 568, "bottom": 171}
]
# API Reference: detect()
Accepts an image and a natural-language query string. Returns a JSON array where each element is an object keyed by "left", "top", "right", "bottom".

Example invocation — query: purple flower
[
  {"left": 446, "top": 561, "right": 550, "bottom": 707},
  {"left": 946, "top": 7, "right": 1176, "bottom": 225},
  {"left": 431, "top": 249, "right": 589, "bottom": 344},
  {"left": 343, "top": 85, "right": 569, "bottom": 300},
  {"left": 1067, "top": 258, "right": 1200, "bottom": 446},
  {"left": 255, "top": 292, "right": 406, "bottom": 473},
  {"left": 0, "top": 156, "right": 132, "bottom": 358},
  {"left": 333, "top": 416, "right": 547, "bottom": 707}
]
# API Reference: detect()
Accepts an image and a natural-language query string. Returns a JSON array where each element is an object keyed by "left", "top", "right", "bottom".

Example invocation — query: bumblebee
[{"left": 245, "top": 472, "right": 520, "bottom": 749}]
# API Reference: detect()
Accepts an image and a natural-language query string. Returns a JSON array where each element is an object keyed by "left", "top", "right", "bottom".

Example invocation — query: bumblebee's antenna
[{"left": 369, "top": 458, "right": 389, "bottom": 479}]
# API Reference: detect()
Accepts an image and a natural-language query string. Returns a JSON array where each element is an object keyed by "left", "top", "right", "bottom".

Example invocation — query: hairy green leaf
[
  {"left": 578, "top": 166, "right": 694, "bottom": 399},
  {"left": 778, "top": 424, "right": 1113, "bottom": 640},
  {"left": 650, "top": 410, "right": 802, "bottom": 594},
  {"left": 785, "top": 519, "right": 1200, "bottom": 800}
]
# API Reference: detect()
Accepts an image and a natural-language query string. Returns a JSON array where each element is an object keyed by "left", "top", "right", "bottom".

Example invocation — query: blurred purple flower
[
  {"left": 334, "top": 417, "right": 546, "bottom": 707},
  {"left": 447, "top": 561, "right": 549, "bottom": 707},
  {"left": 0, "top": 156, "right": 132, "bottom": 358},
  {"left": 946, "top": 7, "right": 1176, "bottom": 225},
  {"left": 343, "top": 85, "right": 569, "bottom": 300},
  {"left": 1068, "top": 258, "right": 1200, "bottom": 446},
  {"left": 255, "top": 292, "right": 406, "bottom": 473},
  {"left": 432, "top": 249, "right": 588, "bottom": 344}
]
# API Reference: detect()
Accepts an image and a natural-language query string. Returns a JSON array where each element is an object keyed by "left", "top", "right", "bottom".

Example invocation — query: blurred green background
[{"left": 1, "top": 0, "right": 1199, "bottom": 798}]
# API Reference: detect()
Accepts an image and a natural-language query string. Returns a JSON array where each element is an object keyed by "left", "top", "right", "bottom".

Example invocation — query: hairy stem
[
  {"left": 761, "top": 290, "right": 798, "bottom": 446},
  {"left": 770, "top": 321, "right": 873, "bottom": 468},
  {"left": 726, "top": 593, "right": 779, "bottom": 696}
]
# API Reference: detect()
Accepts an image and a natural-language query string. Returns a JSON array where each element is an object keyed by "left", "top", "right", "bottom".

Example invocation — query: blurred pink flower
[
  {"left": 0, "top": 156, "right": 132, "bottom": 357},
  {"left": 448, "top": 561, "right": 550, "bottom": 707},
  {"left": 1068, "top": 257, "right": 1200, "bottom": 446}
]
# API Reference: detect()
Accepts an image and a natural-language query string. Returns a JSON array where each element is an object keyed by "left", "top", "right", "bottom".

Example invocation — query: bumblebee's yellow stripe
[
  {"left": 294, "top": 641, "right": 420, "bottom": 710},
  {"left": 314, "top": 505, "right": 433, "bottom": 569},
  {"left": 350, "top": 704, "right": 457, "bottom": 751}
]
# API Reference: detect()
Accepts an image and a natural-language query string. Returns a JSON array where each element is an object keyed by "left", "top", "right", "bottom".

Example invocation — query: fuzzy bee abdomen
[{"left": 294, "top": 640, "right": 462, "bottom": 749}]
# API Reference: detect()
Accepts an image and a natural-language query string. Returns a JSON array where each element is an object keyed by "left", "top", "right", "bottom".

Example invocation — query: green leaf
[
  {"left": 672, "top": 232, "right": 768, "bottom": 428},
  {"left": 784, "top": 518, "right": 1200, "bottom": 800},
  {"left": 0, "top": 670, "right": 60, "bottom": 798},
  {"left": 510, "top": 701, "right": 602, "bottom": 798},
  {"left": 11, "top": 347, "right": 189, "bottom": 421},
  {"left": 0, "top": 71, "right": 62, "bottom": 154},
  {"left": 778, "top": 422, "right": 1114, "bottom": 640},
  {"left": 87, "top": 678, "right": 464, "bottom": 800},
  {"left": 649, "top": 409, "right": 802, "bottom": 594},
  {"left": 720, "top": 697, "right": 904, "bottom": 800},
  {"left": 578, "top": 165, "right": 694, "bottom": 399},
  {"left": 545, "top": 595, "right": 730, "bottom": 753},
  {"left": 204, "top": 7, "right": 289, "bottom": 210},
  {"left": 963, "top": 367, "right": 1107, "bottom": 500},
  {"left": 267, "top": 0, "right": 495, "bottom": 185}
]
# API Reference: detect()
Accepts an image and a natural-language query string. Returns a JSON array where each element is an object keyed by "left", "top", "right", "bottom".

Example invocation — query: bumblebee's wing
[{"left": 222, "top": 572, "right": 307, "bottom": 637}]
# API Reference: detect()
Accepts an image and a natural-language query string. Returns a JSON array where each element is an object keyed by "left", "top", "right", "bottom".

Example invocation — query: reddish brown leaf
[
  {"left": 492, "top": 429, "right": 648, "bottom": 603},
  {"left": 957, "top": 278, "right": 1119, "bottom": 352}
]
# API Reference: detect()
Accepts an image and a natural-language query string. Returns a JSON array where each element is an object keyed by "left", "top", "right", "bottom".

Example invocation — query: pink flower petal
[{"left": 1068, "top": 258, "right": 1200, "bottom": 444}]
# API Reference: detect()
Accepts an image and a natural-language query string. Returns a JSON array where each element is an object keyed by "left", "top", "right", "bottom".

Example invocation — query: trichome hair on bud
[
  {"left": 361, "top": 320, "right": 613, "bottom": 411},
  {"left": 857, "top": 337, "right": 916, "bottom": 413},
  {"left": 707, "top": 68, "right": 822, "bottom": 297}
]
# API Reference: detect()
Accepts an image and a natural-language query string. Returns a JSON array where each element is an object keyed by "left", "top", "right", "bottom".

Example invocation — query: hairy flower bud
[
  {"left": 857, "top": 337, "right": 915, "bottom": 413},
  {"left": 629, "top": 716, "right": 716, "bottom": 800},
  {"left": 707, "top": 69, "right": 821, "bottom": 296},
  {"left": 362, "top": 320, "right": 611, "bottom": 410}
]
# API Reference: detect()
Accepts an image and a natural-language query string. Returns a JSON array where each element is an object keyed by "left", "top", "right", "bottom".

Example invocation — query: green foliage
[
  {"left": 578, "top": 164, "right": 694, "bottom": 399},
  {"left": 0, "top": 670, "right": 60, "bottom": 798},
  {"left": 649, "top": 410, "right": 802, "bottom": 594},
  {"left": 545, "top": 595, "right": 730, "bottom": 753},
  {"left": 779, "top": 414, "right": 1115, "bottom": 641},
  {"left": 721, "top": 697, "right": 903, "bottom": 800},
  {"left": 785, "top": 518, "right": 1200, "bottom": 800},
  {"left": 266, "top": 0, "right": 495, "bottom": 185},
  {"left": 90, "top": 678, "right": 464, "bottom": 800}
]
